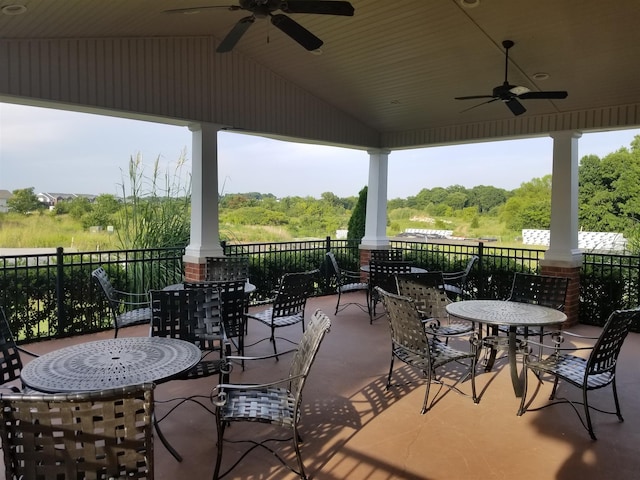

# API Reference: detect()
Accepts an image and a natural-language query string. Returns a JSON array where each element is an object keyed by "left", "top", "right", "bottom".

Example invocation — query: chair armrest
[
  {"left": 211, "top": 373, "right": 304, "bottom": 406},
  {"left": 442, "top": 271, "right": 465, "bottom": 281},
  {"left": 521, "top": 338, "right": 594, "bottom": 359},
  {"left": 112, "top": 288, "right": 148, "bottom": 299},
  {"left": 16, "top": 345, "right": 39, "bottom": 359},
  {"left": 226, "top": 347, "right": 297, "bottom": 363}
]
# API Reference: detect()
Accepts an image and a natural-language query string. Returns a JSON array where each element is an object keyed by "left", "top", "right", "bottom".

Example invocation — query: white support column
[
  {"left": 361, "top": 149, "right": 391, "bottom": 248},
  {"left": 184, "top": 123, "right": 224, "bottom": 263},
  {"left": 542, "top": 130, "right": 582, "bottom": 266}
]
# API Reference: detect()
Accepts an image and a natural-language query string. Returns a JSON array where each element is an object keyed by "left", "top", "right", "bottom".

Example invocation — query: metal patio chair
[
  {"left": 484, "top": 272, "right": 569, "bottom": 370},
  {"left": 377, "top": 287, "right": 479, "bottom": 414},
  {"left": 211, "top": 309, "right": 331, "bottom": 480},
  {"left": 0, "top": 383, "right": 155, "bottom": 479},
  {"left": 206, "top": 256, "right": 250, "bottom": 282},
  {"left": 396, "top": 274, "right": 474, "bottom": 338},
  {"left": 518, "top": 308, "right": 640, "bottom": 440},
  {"left": 367, "top": 260, "right": 412, "bottom": 323},
  {"left": 326, "top": 251, "right": 369, "bottom": 315},
  {"left": 0, "top": 306, "right": 38, "bottom": 393},
  {"left": 442, "top": 255, "right": 479, "bottom": 300},
  {"left": 246, "top": 269, "right": 318, "bottom": 357},
  {"left": 92, "top": 266, "right": 152, "bottom": 337},
  {"left": 149, "top": 286, "right": 231, "bottom": 437}
]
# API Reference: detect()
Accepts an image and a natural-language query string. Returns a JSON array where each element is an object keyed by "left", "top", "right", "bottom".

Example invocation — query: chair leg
[
  {"left": 583, "top": 387, "right": 597, "bottom": 441},
  {"left": 292, "top": 424, "right": 307, "bottom": 480},
  {"left": 420, "top": 369, "right": 432, "bottom": 414},
  {"left": 335, "top": 291, "right": 341, "bottom": 315},
  {"left": 213, "top": 415, "right": 226, "bottom": 479},
  {"left": 612, "top": 378, "right": 624, "bottom": 422},
  {"left": 385, "top": 355, "right": 395, "bottom": 389}
]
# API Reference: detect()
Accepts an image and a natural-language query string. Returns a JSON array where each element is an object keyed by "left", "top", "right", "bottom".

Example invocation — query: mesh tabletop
[
  {"left": 446, "top": 300, "right": 567, "bottom": 327},
  {"left": 20, "top": 337, "right": 201, "bottom": 393}
]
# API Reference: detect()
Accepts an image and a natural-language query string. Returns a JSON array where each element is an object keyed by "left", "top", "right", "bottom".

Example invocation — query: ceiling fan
[
  {"left": 164, "top": 0, "right": 355, "bottom": 53},
  {"left": 454, "top": 40, "right": 568, "bottom": 116}
]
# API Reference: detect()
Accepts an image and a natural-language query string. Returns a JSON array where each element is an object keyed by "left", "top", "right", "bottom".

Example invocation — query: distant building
[
  {"left": 36, "top": 192, "right": 97, "bottom": 209},
  {"left": 0, "top": 189, "right": 12, "bottom": 213}
]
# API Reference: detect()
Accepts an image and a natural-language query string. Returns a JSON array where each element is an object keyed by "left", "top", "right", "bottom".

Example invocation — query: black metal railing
[{"left": 2, "top": 238, "right": 640, "bottom": 342}]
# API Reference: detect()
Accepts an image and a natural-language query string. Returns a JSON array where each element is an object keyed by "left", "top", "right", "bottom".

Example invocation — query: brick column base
[
  {"left": 540, "top": 264, "right": 580, "bottom": 327},
  {"left": 184, "top": 260, "right": 206, "bottom": 282}
]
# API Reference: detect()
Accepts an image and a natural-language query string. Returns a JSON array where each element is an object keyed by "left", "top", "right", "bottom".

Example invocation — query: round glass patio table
[
  {"left": 21, "top": 336, "right": 201, "bottom": 393},
  {"left": 446, "top": 300, "right": 567, "bottom": 397}
]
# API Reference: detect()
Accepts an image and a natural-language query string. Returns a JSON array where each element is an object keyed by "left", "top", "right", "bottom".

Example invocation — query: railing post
[
  {"left": 478, "top": 242, "right": 485, "bottom": 298},
  {"left": 56, "top": 247, "right": 67, "bottom": 333}
]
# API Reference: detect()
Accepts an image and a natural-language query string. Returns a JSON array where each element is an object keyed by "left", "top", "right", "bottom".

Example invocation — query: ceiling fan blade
[
  {"left": 505, "top": 98, "right": 526, "bottom": 116},
  {"left": 518, "top": 91, "right": 568, "bottom": 100},
  {"left": 217, "top": 16, "right": 255, "bottom": 53},
  {"left": 271, "top": 14, "right": 323, "bottom": 51},
  {"left": 455, "top": 95, "right": 496, "bottom": 100},
  {"left": 282, "top": 1, "right": 355, "bottom": 16},
  {"left": 164, "top": 5, "right": 240, "bottom": 14},
  {"left": 459, "top": 98, "right": 499, "bottom": 113}
]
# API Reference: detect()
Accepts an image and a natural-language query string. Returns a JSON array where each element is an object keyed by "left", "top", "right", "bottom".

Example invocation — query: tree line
[{"left": 4, "top": 135, "right": 640, "bottom": 246}]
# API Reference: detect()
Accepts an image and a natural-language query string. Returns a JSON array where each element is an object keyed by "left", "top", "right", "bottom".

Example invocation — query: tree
[
  {"left": 7, "top": 187, "right": 43, "bottom": 214},
  {"left": 347, "top": 186, "right": 367, "bottom": 241}
]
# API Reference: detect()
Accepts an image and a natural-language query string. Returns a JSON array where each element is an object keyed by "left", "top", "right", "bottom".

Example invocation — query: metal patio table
[
  {"left": 446, "top": 300, "right": 567, "bottom": 397},
  {"left": 21, "top": 336, "right": 201, "bottom": 461}
]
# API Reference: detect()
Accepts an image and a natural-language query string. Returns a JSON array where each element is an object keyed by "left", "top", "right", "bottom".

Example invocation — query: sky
[{"left": 1, "top": 102, "right": 639, "bottom": 200}]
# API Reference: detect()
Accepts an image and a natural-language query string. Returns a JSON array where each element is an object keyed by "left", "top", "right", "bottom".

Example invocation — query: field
[{"left": 0, "top": 209, "right": 527, "bottom": 251}]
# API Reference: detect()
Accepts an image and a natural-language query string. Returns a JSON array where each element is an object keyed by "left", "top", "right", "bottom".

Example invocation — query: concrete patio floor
[{"left": 15, "top": 293, "right": 640, "bottom": 480}]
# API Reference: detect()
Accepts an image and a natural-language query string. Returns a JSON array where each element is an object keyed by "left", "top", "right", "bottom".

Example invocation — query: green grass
[
  {"left": 0, "top": 212, "right": 119, "bottom": 251},
  {"left": 1, "top": 210, "right": 528, "bottom": 250}
]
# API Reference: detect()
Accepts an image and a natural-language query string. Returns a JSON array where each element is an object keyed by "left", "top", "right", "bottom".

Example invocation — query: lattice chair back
[
  {"left": 369, "top": 260, "right": 413, "bottom": 295},
  {"left": 91, "top": 266, "right": 152, "bottom": 337},
  {"left": 288, "top": 309, "right": 332, "bottom": 404},
  {"left": 206, "top": 256, "right": 250, "bottom": 282},
  {"left": 0, "top": 306, "right": 24, "bottom": 389},
  {"left": 150, "top": 287, "right": 222, "bottom": 353},
  {"left": 377, "top": 287, "right": 430, "bottom": 363},
  {"left": 588, "top": 308, "right": 637, "bottom": 376},
  {"left": 326, "top": 251, "right": 343, "bottom": 284},
  {"left": 508, "top": 272, "right": 569, "bottom": 310},
  {"left": 92, "top": 266, "right": 120, "bottom": 311},
  {"left": 272, "top": 270, "right": 317, "bottom": 319},
  {"left": 396, "top": 276, "right": 449, "bottom": 319},
  {"left": 0, "top": 383, "right": 155, "bottom": 480},
  {"left": 370, "top": 249, "right": 404, "bottom": 261}
]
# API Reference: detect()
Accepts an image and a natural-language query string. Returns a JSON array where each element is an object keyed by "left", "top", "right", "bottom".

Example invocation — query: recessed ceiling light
[
  {"left": 1, "top": 4, "right": 27, "bottom": 15},
  {"left": 459, "top": 0, "right": 480, "bottom": 8},
  {"left": 533, "top": 72, "right": 550, "bottom": 80}
]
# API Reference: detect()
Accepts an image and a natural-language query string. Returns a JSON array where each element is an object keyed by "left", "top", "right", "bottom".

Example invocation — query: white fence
[{"left": 522, "top": 229, "right": 627, "bottom": 252}]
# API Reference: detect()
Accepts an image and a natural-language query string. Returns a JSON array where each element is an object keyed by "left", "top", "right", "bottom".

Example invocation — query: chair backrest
[
  {"left": 370, "top": 249, "right": 403, "bottom": 261},
  {"left": 508, "top": 272, "right": 569, "bottom": 310},
  {"left": 288, "top": 309, "right": 331, "bottom": 403},
  {"left": 326, "top": 251, "right": 343, "bottom": 284},
  {"left": 587, "top": 308, "right": 640, "bottom": 377},
  {"left": 396, "top": 277, "right": 450, "bottom": 320},
  {"left": 150, "top": 287, "right": 222, "bottom": 351},
  {"left": 376, "top": 287, "right": 430, "bottom": 363},
  {"left": 397, "top": 271, "right": 444, "bottom": 288},
  {"left": 0, "top": 306, "right": 23, "bottom": 388},
  {"left": 91, "top": 266, "right": 119, "bottom": 309},
  {"left": 216, "top": 280, "right": 246, "bottom": 340},
  {"left": 0, "top": 383, "right": 155, "bottom": 479},
  {"left": 272, "top": 270, "right": 318, "bottom": 319},
  {"left": 369, "top": 260, "right": 413, "bottom": 295},
  {"left": 206, "top": 256, "right": 250, "bottom": 282}
]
